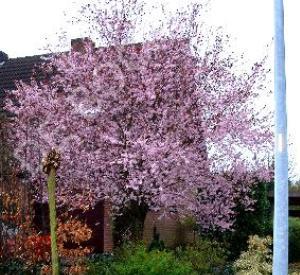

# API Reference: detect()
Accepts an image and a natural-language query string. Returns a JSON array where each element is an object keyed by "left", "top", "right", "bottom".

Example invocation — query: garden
[
  {"left": 2, "top": 179, "right": 300, "bottom": 274},
  {"left": 0, "top": 0, "right": 299, "bottom": 274}
]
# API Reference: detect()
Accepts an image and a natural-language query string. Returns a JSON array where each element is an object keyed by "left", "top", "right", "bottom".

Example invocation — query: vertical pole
[
  {"left": 47, "top": 167, "right": 60, "bottom": 275},
  {"left": 273, "top": 0, "right": 288, "bottom": 274},
  {"left": 43, "top": 149, "right": 61, "bottom": 275}
]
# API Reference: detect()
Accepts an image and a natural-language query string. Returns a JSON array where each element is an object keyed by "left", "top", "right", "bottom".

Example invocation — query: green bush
[
  {"left": 233, "top": 235, "right": 272, "bottom": 275},
  {"left": 289, "top": 183, "right": 300, "bottom": 192},
  {"left": 86, "top": 241, "right": 230, "bottom": 275},
  {"left": 86, "top": 245, "right": 195, "bottom": 275},
  {"left": 289, "top": 217, "right": 300, "bottom": 263},
  {"left": 112, "top": 244, "right": 195, "bottom": 275},
  {"left": 85, "top": 253, "right": 115, "bottom": 275},
  {"left": 0, "top": 260, "right": 42, "bottom": 275},
  {"left": 223, "top": 181, "right": 272, "bottom": 260},
  {"left": 177, "top": 238, "right": 228, "bottom": 274}
]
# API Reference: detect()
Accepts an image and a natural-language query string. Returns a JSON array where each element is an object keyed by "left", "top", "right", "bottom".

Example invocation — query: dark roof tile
[
  {"left": 0, "top": 54, "right": 46, "bottom": 91},
  {"left": 0, "top": 38, "right": 191, "bottom": 92}
]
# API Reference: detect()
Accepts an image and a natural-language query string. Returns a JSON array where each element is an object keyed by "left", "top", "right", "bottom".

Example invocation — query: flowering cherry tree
[{"left": 5, "top": 0, "right": 273, "bottom": 231}]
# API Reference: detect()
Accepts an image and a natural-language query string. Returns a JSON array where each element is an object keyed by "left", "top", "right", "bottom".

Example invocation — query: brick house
[{"left": 0, "top": 37, "right": 204, "bottom": 252}]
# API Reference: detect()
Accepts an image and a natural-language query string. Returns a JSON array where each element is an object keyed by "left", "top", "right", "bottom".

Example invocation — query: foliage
[
  {"left": 0, "top": 221, "right": 50, "bottom": 270},
  {"left": 23, "top": 234, "right": 51, "bottom": 264},
  {"left": 0, "top": 168, "right": 35, "bottom": 260},
  {"left": 85, "top": 253, "right": 115, "bottom": 275},
  {"left": 222, "top": 180, "right": 272, "bottom": 260},
  {"left": 0, "top": 192, "right": 47, "bottom": 273},
  {"left": 0, "top": 182, "right": 44, "bottom": 269},
  {"left": 176, "top": 238, "right": 227, "bottom": 274},
  {"left": 111, "top": 244, "right": 196, "bottom": 275},
  {"left": 180, "top": 215, "right": 198, "bottom": 230},
  {"left": 289, "top": 184, "right": 300, "bottom": 192},
  {"left": 85, "top": 245, "right": 196, "bottom": 275},
  {"left": 289, "top": 217, "right": 300, "bottom": 263},
  {"left": 233, "top": 235, "right": 272, "bottom": 275},
  {"left": 5, "top": 0, "right": 272, "bottom": 232},
  {"left": 0, "top": 259, "right": 42, "bottom": 275},
  {"left": 0, "top": 193, "right": 93, "bottom": 275},
  {"left": 41, "top": 215, "right": 93, "bottom": 274},
  {"left": 86, "top": 242, "right": 231, "bottom": 275},
  {"left": 1, "top": 0, "right": 275, "bottom": 273}
]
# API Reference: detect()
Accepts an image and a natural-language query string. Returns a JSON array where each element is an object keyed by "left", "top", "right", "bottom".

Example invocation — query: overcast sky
[{"left": 1, "top": 0, "right": 299, "bottom": 180}]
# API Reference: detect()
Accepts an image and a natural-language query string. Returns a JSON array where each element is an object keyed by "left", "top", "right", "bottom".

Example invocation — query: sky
[{"left": 0, "top": 0, "right": 299, "bottom": 180}]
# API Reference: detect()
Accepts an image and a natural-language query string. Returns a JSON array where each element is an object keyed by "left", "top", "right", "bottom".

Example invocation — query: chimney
[
  {"left": 0, "top": 51, "right": 8, "bottom": 67},
  {"left": 71, "top": 37, "right": 95, "bottom": 53}
]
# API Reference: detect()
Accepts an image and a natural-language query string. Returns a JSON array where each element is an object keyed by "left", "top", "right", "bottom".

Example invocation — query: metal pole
[{"left": 273, "top": 0, "right": 288, "bottom": 274}]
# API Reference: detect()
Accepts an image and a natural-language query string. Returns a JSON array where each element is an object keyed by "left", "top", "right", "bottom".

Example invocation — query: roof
[
  {"left": 0, "top": 38, "right": 191, "bottom": 93},
  {"left": 0, "top": 54, "right": 45, "bottom": 91}
]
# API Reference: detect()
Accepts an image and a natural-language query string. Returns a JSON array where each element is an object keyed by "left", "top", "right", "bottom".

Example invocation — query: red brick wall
[
  {"left": 102, "top": 206, "right": 197, "bottom": 252},
  {"left": 143, "top": 211, "right": 197, "bottom": 248},
  {"left": 103, "top": 200, "right": 114, "bottom": 252}
]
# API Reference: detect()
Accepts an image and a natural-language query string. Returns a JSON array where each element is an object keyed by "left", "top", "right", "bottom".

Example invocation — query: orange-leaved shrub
[{"left": 41, "top": 216, "right": 93, "bottom": 275}]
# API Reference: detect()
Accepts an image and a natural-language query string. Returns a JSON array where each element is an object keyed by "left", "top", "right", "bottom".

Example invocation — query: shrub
[
  {"left": 86, "top": 241, "right": 230, "bottom": 275},
  {"left": 85, "top": 253, "right": 115, "bottom": 275},
  {"left": 223, "top": 181, "right": 272, "bottom": 260},
  {"left": 289, "top": 183, "right": 300, "bottom": 192},
  {"left": 233, "top": 235, "right": 272, "bottom": 275},
  {"left": 41, "top": 216, "right": 93, "bottom": 274},
  {"left": 0, "top": 188, "right": 48, "bottom": 272},
  {"left": 0, "top": 260, "right": 42, "bottom": 275},
  {"left": 177, "top": 238, "right": 228, "bottom": 274},
  {"left": 289, "top": 217, "right": 300, "bottom": 263},
  {"left": 112, "top": 244, "right": 195, "bottom": 275}
]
